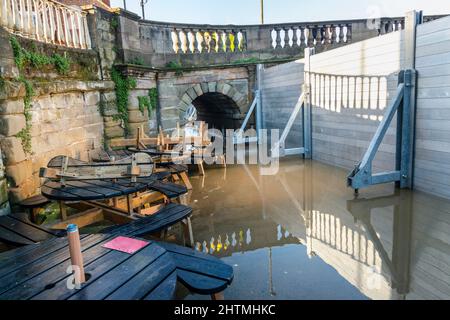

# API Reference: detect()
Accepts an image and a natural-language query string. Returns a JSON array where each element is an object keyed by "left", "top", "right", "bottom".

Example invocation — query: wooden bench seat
[
  {"left": 0, "top": 213, "right": 63, "bottom": 246},
  {"left": 102, "top": 203, "right": 192, "bottom": 237},
  {"left": 149, "top": 180, "right": 188, "bottom": 199},
  {"left": 0, "top": 204, "right": 192, "bottom": 248}
]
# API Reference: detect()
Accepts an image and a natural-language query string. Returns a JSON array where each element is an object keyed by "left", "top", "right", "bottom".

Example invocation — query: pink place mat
[{"left": 102, "top": 236, "right": 150, "bottom": 254}]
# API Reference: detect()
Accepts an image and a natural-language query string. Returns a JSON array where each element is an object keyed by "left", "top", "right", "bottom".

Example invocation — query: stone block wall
[
  {"left": 87, "top": 7, "right": 120, "bottom": 79},
  {"left": 0, "top": 79, "right": 115, "bottom": 203},
  {"left": 0, "top": 148, "right": 10, "bottom": 216},
  {"left": 0, "top": 19, "right": 119, "bottom": 203}
]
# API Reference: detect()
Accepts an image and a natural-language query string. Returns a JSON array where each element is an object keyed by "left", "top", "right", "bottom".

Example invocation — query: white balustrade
[
  {"left": 170, "top": 29, "right": 246, "bottom": 54},
  {"left": 0, "top": 0, "right": 91, "bottom": 49}
]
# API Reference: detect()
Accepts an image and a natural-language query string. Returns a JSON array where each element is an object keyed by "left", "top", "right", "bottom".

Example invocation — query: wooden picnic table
[
  {"left": 40, "top": 171, "right": 194, "bottom": 245},
  {"left": 0, "top": 232, "right": 233, "bottom": 300}
]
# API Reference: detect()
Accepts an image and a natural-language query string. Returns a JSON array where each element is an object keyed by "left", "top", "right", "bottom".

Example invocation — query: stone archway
[{"left": 177, "top": 81, "right": 249, "bottom": 123}]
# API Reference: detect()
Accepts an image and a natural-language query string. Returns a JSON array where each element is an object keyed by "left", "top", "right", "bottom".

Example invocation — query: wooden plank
[
  {"left": 158, "top": 241, "right": 233, "bottom": 282},
  {"left": 143, "top": 271, "right": 178, "bottom": 300},
  {"left": 108, "top": 204, "right": 192, "bottom": 237},
  {"left": 149, "top": 181, "right": 188, "bottom": 199},
  {"left": 177, "top": 269, "right": 229, "bottom": 295},
  {"left": 30, "top": 250, "right": 129, "bottom": 300},
  {"left": 0, "top": 225, "right": 36, "bottom": 246},
  {"left": 0, "top": 234, "right": 111, "bottom": 295},
  {"left": 8, "top": 214, "right": 62, "bottom": 237},
  {"left": 50, "top": 208, "right": 104, "bottom": 230},
  {"left": 105, "top": 252, "right": 176, "bottom": 300},
  {"left": 69, "top": 244, "right": 165, "bottom": 300},
  {"left": 0, "top": 237, "right": 87, "bottom": 278},
  {"left": 2, "top": 246, "right": 125, "bottom": 300},
  {"left": 0, "top": 216, "right": 55, "bottom": 243},
  {"left": 170, "top": 253, "right": 233, "bottom": 282}
]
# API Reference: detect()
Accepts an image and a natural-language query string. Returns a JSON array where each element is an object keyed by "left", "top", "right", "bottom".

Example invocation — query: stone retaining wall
[{"left": 0, "top": 79, "right": 115, "bottom": 203}]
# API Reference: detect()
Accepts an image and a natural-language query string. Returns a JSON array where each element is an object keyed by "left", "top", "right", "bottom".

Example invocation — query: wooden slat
[
  {"left": 149, "top": 181, "right": 188, "bottom": 199},
  {"left": 68, "top": 244, "right": 165, "bottom": 300},
  {"left": 0, "top": 216, "right": 54, "bottom": 243},
  {"left": 28, "top": 250, "right": 129, "bottom": 300},
  {"left": 143, "top": 271, "right": 178, "bottom": 300},
  {"left": 0, "top": 236, "right": 87, "bottom": 278},
  {"left": 177, "top": 269, "right": 229, "bottom": 295},
  {"left": 0, "top": 234, "right": 111, "bottom": 295},
  {"left": 0, "top": 225, "right": 36, "bottom": 246},
  {"left": 104, "top": 204, "right": 192, "bottom": 237},
  {"left": 105, "top": 252, "right": 176, "bottom": 300}
]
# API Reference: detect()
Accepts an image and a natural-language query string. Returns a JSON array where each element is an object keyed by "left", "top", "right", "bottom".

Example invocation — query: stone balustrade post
[
  {"left": 275, "top": 27, "right": 282, "bottom": 49},
  {"left": 291, "top": 26, "right": 298, "bottom": 47},
  {"left": 225, "top": 29, "right": 232, "bottom": 52},
  {"left": 307, "top": 26, "right": 314, "bottom": 47},
  {"left": 191, "top": 28, "right": 199, "bottom": 53},
  {"left": 283, "top": 26, "right": 290, "bottom": 47}
]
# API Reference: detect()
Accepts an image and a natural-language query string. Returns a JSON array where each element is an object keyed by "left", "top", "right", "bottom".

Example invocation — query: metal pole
[
  {"left": 400, "top": 10, "right": 421, "bottom": 189},
  {"left": 256, "top": 64, "right": 263, "bottom": 138},
  {"left": 141, "top": 0, "right": 149, "bottom": 20},
  {"left": 123, "top": 0, "right": 127, "bottom": 10},
  {"left": 260, "top": 0, "right": 265, "bottom": 24}
]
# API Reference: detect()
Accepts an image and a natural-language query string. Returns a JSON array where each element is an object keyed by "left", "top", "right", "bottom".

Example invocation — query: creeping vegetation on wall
[
  {"left": 110, "top": 16, "right": 119, "bottom": 31},
  {"left": 165, "top": 61, "right": 184, "bottom": 76},
  {"left": 128, "top": 57, "right": 145, "bottom": 66},
  {"left": 110, "top": 67, "right": 136, "bottom": 134},
  {"left": 138, "top": 87, "right": 158, "bottom": 115},
  {"left": 15, "top": 76, "right": 34, "bottom": 154},
  {"left": 10, "top": 37, "right": 71, "bottom": 75}
]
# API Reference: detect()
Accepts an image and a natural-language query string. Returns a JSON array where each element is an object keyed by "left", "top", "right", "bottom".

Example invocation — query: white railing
[{"left": 0, "top": 0, "right": 91, "bottom": 49}]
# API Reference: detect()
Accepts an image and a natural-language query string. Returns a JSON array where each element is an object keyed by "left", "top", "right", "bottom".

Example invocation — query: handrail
[{"left": 0, "top": 0, "right": 92, "bottom": 49}]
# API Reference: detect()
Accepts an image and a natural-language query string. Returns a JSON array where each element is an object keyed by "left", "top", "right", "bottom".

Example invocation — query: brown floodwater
[{"left": 179, "top": 157, "right": 450, "bottom": 300}]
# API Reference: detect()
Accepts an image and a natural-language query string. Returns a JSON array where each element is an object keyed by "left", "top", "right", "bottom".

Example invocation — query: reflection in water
[{"left": 184, "top": 158, "right": 450, "bottom": 300}]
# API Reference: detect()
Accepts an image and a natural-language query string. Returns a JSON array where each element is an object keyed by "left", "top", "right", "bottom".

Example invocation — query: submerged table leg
[
  {"left": 211, "top": 292, "right": 224, "bottom": 300},
  {"left": 59, "top": 201, "right": 67, "bottom": 221},
  {"left": 179, "top": 172, "right": 193, "bottom": 190},
  {"left": 126, "top": 194, "right": 133, "bottom": 215},
  {"left": 182, "top": 217, "right": 194, "bottom": 248}
]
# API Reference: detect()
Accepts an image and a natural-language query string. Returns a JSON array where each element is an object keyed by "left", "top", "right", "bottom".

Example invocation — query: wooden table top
[
  {"left": 0, "top": 233, "right": 233, "bottom": 300},
  {"left": 41, "top": 172, "right": 170, "bottom": 202}
]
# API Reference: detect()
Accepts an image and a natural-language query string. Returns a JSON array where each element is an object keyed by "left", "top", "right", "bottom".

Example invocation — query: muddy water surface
[{"left": 182, "top": 158, "right": 450, "bottom": 300}]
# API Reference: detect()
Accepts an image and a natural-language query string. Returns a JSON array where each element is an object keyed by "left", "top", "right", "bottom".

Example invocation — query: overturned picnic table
[
  {"left": 0, "top": 230, "right": 233, "bottom": 300},
  {"left": 91, "top": 149, "right": 193, "bottom": 190}
]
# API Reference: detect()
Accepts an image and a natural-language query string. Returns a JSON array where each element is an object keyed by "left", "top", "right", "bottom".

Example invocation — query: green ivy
[
  {"left": 9, "top": 36, "right": 71, "bottom": 75},
  {"left": 138, "top": 96, "right": 151, "bottom": 114},
  {"left": 137, "top": 87, "right": 158, "bottom": 115},
  {"left": 52, "top": 53, "right": 71, "bottom": 75},
  {"left": 110, "top": 67, "right": 136, "bottom": 134},
  {"left": 149, "top": 87, "right": 158, "bottom": 110},
  {"left": 15, "top": 76, "right": 34, "bottom": 154},
  {"left": 165, "top": 61, "right": 184, "bottom": 76},
  {"left": 110, "top": 16, "right": 119, "bottom": 31},
  {"left": 129, "top": 57, "right": 144, "bottom": 66}
]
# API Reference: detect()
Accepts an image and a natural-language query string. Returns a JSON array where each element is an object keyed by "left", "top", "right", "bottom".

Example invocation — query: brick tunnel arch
[{"left": 177, "top": 82, "right": 249, "bottom": 132}]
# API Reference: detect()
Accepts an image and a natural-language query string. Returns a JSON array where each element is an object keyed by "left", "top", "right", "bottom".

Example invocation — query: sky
[{"left": 110, "top": 0, "right": 450, "bottom": 25}]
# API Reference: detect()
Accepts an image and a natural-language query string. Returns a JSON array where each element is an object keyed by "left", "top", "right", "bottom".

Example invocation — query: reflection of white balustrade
[{"left": 0, "top": 0, "right": 91, "bottom": 49}]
